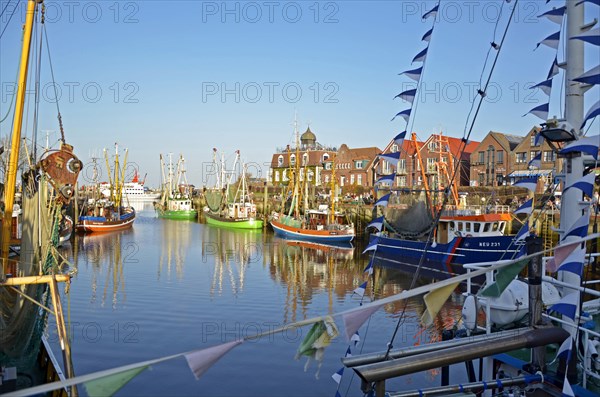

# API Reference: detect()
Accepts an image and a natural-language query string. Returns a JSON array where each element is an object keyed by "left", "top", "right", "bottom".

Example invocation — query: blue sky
[{"left": 1, "top": 0, "right": 598, "bottom": 187}]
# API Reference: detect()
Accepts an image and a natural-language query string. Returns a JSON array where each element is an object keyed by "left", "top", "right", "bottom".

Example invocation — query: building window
[
  {"left": 277, "top": 155, "right": 284, "bottom": 166},
  {"left": 275, "top": 171, "right": 280, "bottom": 182},
  {"left": 530, "top": 150, "right": 541, "bottom": 160},
  {"left": 516, "top": 152, "right": 527, "bottom": 163},
  {"left": 478, "top": 151, "right": 484, "bottom": 163},
  {"left": 398, "top": 176, "right": 406, "bottom": 187},
  {"left": 391, "top": 144, "right": 398, "bottom": 153},
  {"left": 428, "top": 141, "right": 438, "bottom": 151},
  {"left": 323, "top": 153, "right": 329, "bottom": 162},
  {"left": 302, "top": 153, "right": 308, "bottom": 166},
  {"left": 307, "top": 171, "right": 313, "bottom": 181},
  {"left": 398, "top": 159, "right": 406, "bottom": 173},
  {"left": 479, "top": 174, "right": 485, "bottom": 186},
  {"left": 355, "top": 161, "right": 363, "bottom": 169},
  {"left": 357, "top": 174, "right": 363, "bottom": 185},
  {"left": 530, "top": 134, "right": 539, "bottom": 146},
  {"left": 283, "top": 171, "right": 289, "bottom": 182},
  {"left": 427, "top": 158, "right": 436, "bottom": 172},
  {"left": 383, "top": 161, "right": 390, "bottom": 174},
  {"left": 543, "top": 150, "right": 555, "bottom": 162},
  {"left": 496, "top": 173, "right": 504, "bottom": 185},
  {"left": 350, "top": 174, "right": 355, "bottom": 184},
  {"left": 324, "top": 175, "right": 329, "bottom": 183},
  {"left": 290, "top": 154, "right": 296, "bottom": 165},
  {"left": 497, "top": 150, "right": 504, "bottom": 164}
]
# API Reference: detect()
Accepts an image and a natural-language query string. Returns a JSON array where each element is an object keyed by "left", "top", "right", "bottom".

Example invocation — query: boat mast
[
  {"left": 1, "top": 0, "right": 40, "bottom": 264},
  {"left": 168, "top": 153, "right": 174, "bottom": 197},
  {"left": 293, "top": 116, "right": 300, "bottom": 218}
]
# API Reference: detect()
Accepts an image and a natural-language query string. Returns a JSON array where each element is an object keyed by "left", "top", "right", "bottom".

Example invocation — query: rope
[
  {"left": 0, "top": 0, "right": 20, "bottom": 39},
  {"left": 42, "top": 23, "right": 65, "bottom": 143}
]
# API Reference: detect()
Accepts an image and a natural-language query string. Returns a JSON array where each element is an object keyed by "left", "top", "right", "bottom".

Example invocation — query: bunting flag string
[
  {"left": 535, "top": 31, "right": 561, "bottom": 50},
  {"left": 515, "top": 221, "right": 530, "bottom": 242},
  {"left": 394, "top": 131, "right": 407, "bottom": 146},
  {"left": 421, "top": 27, "right": 433, "bottom": 42},
  {"left": 394, "top": 89, "right": 417, "bottom": 104},
  {"left": 422, "top": 4, "right": 438, "bottom": 19},
  {"left": 353, "top": 281, "right": 368, "bottom": 298},
  {"left": 575, "top": 0, "right": 600, "bottom": 5},
  {"left": 559, "top": 134, "right": 599, "bottom": 158},
  {"left": 573, "top": 65, "right": 600, "bottom": 85},
  {"left": 362, "top": 240, "right": 378, "bottom": 254},
  {"left": 391, "top": 108, "right": 411, "bottom": 122},
  {"left": 514, "top": 176, "right": 539, "bottom": 192},
  {"left": 351, "top": 331, "right": 360, "bottom": 346},
  {"left": 562, "top": 212, "right": 590, "bottom": 241},
  {"left": 571, "top": 27, "right": 599, "bottom": 46},
  {"left": 547, "top": 56, "right": 559, "bottom": 79},
  {"left": 421, "top": 282, "right": 460, "bottom": 326},
  {"left": 514, "top": 198, "right": 533, "bottom": 215},
  {"left": 412, "top": 47, "right": 428, "bottom": 64},
  {"left": 581, "top": 101, "right": 600, "bottom": 129},
  {"left": 556, "top": 336, "right": 573, "bottom": 361},
  {"left": 399, "top": 66, "right": 423, "bottom": 81},
  {"left": 563, "top": 172, "right": 596, "bottom": 198},
  {"left": 374, "top": 193, "right": 390, "bottom": 207},
  {"left": 366, "top": 216, "right": 384, "bottom": 232},
  {"left": 546, "top": 239, "right": 584, "bottom": 272},
  {"left": 549, "top": 292, "right": 579, "bottom": 321},
  {"left": 85, "top": 366, "right": 149, "bottom": 397},
  {"left": 528, "top": 152, "right": 542, "bottom": 169},
  {"left": 523, "top": 102, "right": 549, "bottom": 120},
  {"left": 375, "top": 174, "right": 395, "bottom": 185},
  {"left": 185, "top": 340, "right": 244, "bottom": 380},
  {"left": 378, "top": 152, "right": 401, "bottom": 167},
  {"left": 531, "top": 78, "right": 553, "bottom": 96},
  {"left": 537, "top": 6, "right": 566, "bottom": 24},
  {"left": 478, "top": 259, "right": 528, "bottom": 298},
  {"left": 556, "top": 246, "right": 586, "bottom": 276},
  {"left": 331, "top": 367, "right": 344, "bottom": 384},
  {"left": 562, "top": 377, "right": 575, "bottom": 397}
]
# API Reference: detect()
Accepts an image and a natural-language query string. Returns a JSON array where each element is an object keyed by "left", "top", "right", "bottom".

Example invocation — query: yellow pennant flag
[
  {"left": 85, "top": 365, "right": 149, "bottom": 397},
  {"left": 421, "top": 282, "right": 460, "bottom": 327}
]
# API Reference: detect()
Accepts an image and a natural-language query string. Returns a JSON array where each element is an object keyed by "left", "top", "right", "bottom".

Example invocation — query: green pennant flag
[
  {"left": 85, "top": 365, "right": 149, "bottom": 397},
  {"left": 421, "top": 282, "right": 460, "bottom": 326},
  {"left": 478, "top": 259, "right": 528, "bottom": 298}
]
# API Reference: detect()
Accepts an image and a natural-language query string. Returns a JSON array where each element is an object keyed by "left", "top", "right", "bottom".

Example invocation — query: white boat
[{"left": 102, "top": 171, "right": 160, "bottom": 201}]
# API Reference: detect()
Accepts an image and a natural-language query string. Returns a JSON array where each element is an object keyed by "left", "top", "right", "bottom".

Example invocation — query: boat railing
[{"left": 441, "top": 205, "right": 512, "bottom": 217}]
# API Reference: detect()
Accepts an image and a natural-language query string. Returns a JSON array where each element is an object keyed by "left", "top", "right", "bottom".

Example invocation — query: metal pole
[{"left": 527, "top": 236, "right": 545, "bottom": 371}]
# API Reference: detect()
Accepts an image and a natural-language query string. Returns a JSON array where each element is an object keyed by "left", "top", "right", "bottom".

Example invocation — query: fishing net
[
  {"left": 204, "top": 189, "right": 224, "bottom": 212},
  {"left": 385, "top": 191, "right": 434, "bottom": 238}
]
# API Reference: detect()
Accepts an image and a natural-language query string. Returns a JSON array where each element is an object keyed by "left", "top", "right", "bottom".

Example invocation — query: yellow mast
[
  {"left": 1, "top": 0, "right": 40, "bottom": 265},
  {"left": 329, "top": 153, "right": 336, "bottom": 225}
]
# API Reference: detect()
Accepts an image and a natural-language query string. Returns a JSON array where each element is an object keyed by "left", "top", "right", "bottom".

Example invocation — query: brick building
[
  {"left": 470, "top": 131, "right": 523, "bottom": 187},
  {"left": 321, "top": 144, "right": 381, "bottom": 189}
]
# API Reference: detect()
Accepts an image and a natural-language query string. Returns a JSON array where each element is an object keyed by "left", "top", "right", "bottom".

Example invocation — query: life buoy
[{"left": 466, "top": 234, "right": 473, "bottom": 238}]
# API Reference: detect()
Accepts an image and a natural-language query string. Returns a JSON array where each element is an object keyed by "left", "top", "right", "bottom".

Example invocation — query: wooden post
[{"left": 263, "top": 181, "right": 268, "bottom": 227}]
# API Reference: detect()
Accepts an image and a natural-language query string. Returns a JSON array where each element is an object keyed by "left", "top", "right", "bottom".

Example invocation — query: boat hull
[
  {"left": 205, "top": 212, "right": 263, "bottom": 229},
  {"left": 76, "top": 209, "right": 136, "bottom": 233},
  {"left": 270, "top": 219, "right": 355, "bottom": 243},
  {"left": 157, "top": 209, "right": 197, "bottom": 220},
  {"left": 372, "top": 234, "right": 525, "bottom": 277}
]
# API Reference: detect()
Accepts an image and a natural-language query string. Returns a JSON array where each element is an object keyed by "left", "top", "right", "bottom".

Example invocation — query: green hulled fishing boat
[{"left": 155, "top": 153, "right": 197, "bottom": 220}]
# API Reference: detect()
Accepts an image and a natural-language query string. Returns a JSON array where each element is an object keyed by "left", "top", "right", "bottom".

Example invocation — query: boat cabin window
[
  {"left": 492, "top": 222, "right": 499, "bottom": 232},
  {"left": 474, "top": 223, "right": 481, "bottom": 232},
  {"left": 465, "top": 223, "right": 471, "bottom": 232},
  {"left": 450, "top": 221, "right": 456, "bottom": 230},
  {"left": 484, "top": 223, "right": 491, "bottom": 232},
  {"left": 457, "top": 222, "right": 463, "bottom": 231},
  {"left": 499, "top": 222, "right": 506, "bottom": 233}
]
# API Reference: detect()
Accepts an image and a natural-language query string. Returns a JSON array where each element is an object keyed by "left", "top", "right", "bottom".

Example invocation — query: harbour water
[{"left": 52, "top": 203, "right": 469, "bottom": 396}]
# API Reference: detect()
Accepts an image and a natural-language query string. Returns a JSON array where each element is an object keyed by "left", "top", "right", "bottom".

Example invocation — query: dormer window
[
  {"left": 290, "top": 154, "right": 296, "bottom": 165},
  {"left": 277, "top": 155, "right": 284, "bottom": 166}
]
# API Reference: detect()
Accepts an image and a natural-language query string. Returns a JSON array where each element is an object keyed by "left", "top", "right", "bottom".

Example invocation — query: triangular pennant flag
[
  {"left": 548, "top": 56, "right": 560, "bottom": 79},
  {"left": 394, "top": 89, "right": 417, "bottom": 104},
  {"left": 514, "top": 176, "right": 539, "bottom": 192},
  {"left": 571, "top": 27, "right": 599, "bottom": 46},
  {"left": 362, "top": 240, "right": 378, "bottom": 254},
  {"left": 531, "top": 78, "right": 553, "bottom": 96},
  {"left": 528, "top": 152, "right": 542, "bottom": 169},
  {"left": 375, "top": 174, "right": 395, "bottom": 185},
  {"left": 421, "top": 282, "right": 460, "bottom": 326},
  {"left": 184, "top": 340, "right": 243, "bottom": 380},
  {"left": 562, "top": 377, "right": 575, "bottom": 397},
  {"left": 391, "top": 108, "right": 411, "bottom": 122},
  {"left": 514, "top": 198, "right": 533, "bottom": 215},
  {"left": 367, "top": 216, "right": 384, "bottom": 231},
  {"left": 353, "top": 281, "right": 368, "bottom": 298},
  {"left": 85, "top": 366, "right": 149, "bottom": 397},
  {"left": 582, "top": 101, "right": 600, "bottom": 129},
  {"left": 556, "top": 336, "right": 573, "bottom": 361},
  {"left": 351, "top": 331, "right": 360, "bottom": 346},
  {"left": 422, "top": 27, "right": 433, "bottom": 42},
  {"left": 345, "top": 347, "right": 352, "bottom": 357},
  {"left": 332, "top": 367, "right": 344, "bottom": 384},
  {"left": 523, "top": 102, "right": 549, "bottom": 120},
  {"left": 560, "top": 134, "right": 599, "bottom": 158},
  {"left": 546, "top": 239, "right": 583, "bottom": 271},
  {"left": 422, "top": 4, "right": 438, "bottom": 19},
  {"left": 538, "top": 6, "right": 566, "bottom": 24},
  {"left": 394, "top": 130, "right": 407, "bottom": 146},
  {"left": 412, "top": 47, "right": 428, "bottom": 64},
  {"left": 556, "top": 246, "right": 586, "bottom": 275},
  {"left": 573, "top": 65, "right": 600, "bottom": 85},
  {"left": 296, "top": 317, "right": 338, "bottom": 358},
  {"left": 378, "top": 152, "right": 401, "bottom": 167},
  {"left": 335, "top": 392, "right": 342, "bottom": 397},
  {"left": 563, "top": 172, "right": 596, "bottom": 198},
  {"left": 399, "top": 66, "right": 423, "bottom": 81},
  {"left": 535, "top": 31, "right": 561, "bottom": 50},
  {"left": 563, "top": 212, "right": 590, "bottom": 241},
  {"left": 342, "top": 304, "right": 382, "bottom": 341},
  {"left": 515, "top": 221, "right": 530, "bottom": 242},
  {"left": 576, "top": 0, "right": 600, "bottom": 5},
  {"left": 534, "top": 131, "right": 545, "bottom": 146},
  {"left": 374, "top": 193, "right": 390, "bottom": 207},
  {"left": 478, "top": 259, "right": 528, "bottom": 298},
  {"left": 549, "top": 292, "right": 579, "bottom": 321}
]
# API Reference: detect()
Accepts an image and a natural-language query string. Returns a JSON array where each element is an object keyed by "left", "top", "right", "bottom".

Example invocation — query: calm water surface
[{"left": 52, "top": 203, "right": 468, "bottom": 396}]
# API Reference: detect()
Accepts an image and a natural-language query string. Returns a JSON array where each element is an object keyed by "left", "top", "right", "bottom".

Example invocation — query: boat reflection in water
[
  {"left": 76, "top": 229, "right": 134, "bottom": 309},
  {"left": 158, "top": 219, "right": 194, "bottom": 281}
]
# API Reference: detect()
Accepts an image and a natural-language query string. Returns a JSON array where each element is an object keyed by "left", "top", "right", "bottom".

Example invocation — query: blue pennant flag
[
  {"left": 556, "top": 336, "right": 573, "bottom": 361},
  {"left": 353, "top": 281, "right": 368, "bottom": 297},
  {"left": 531, "top": 78, "right": 553, "bottom": 96},
  {"left": 547, "top": 56, "right": 560, "bottom": 79},
  {"left": 363, "top": 258, "right": 374, "bottom": 275},
  {"left": 535, "top": 31, "right": 561, "bottom": 50},
  {"left": 582, "top": 100, "right": 600, "bottom": 129},
  {"left": 557, "top": 247, "right": 585, "bottom": 276},
  {"left": 378, "top": 152, "right": 401, "bottom": 167},
  {"left": 422, "top": 4, "right": 438, "bottom": 19},
  {"left": 573, "top": 65, "right": 599, "bottom": 85},
  {"left": 367, "top": 216, "right": 385, "bottom": 231},
  {"left": 523, "top": 103, "right": 549, "bottom": 120},
  {"left": 571, "top": 27, "right": 599, "bottom": 46},
  {"left": 576, "top": 0, "right": 600, "bottom": 5},
  {"left": 562, "top": 378, "right": 575, "bottom": 397},
  {"left": 563, "top": 213, "right": 590, "bottom": 241},
  {"left": 391, "top": 108, "right": 411, "bottom": 122},
  {"left": 351, "top": 331, "right": 360, "bottom": 346},
  {"left": 345, "top": 347, "right": 352, "bottom": 358},
  {"left": 412, "top": 47, "right": 428, "bottom": 64},
  {"left": 538, "top": 6, "right": 566, "bottom": 24},
  {"left": 331, "top": 367, "right": 344, "bottom": 384},
  {"left": 376, "top": 174, "right": 395, "bottom": 185},
  {"left": 534, "top": 131, "right": 545, "bottom": 146},
  {"left": 549, "top": 292, "right": 579, "bottom": 321},
  {"left": 394, "top": 89, "right": 417, "bottom": 104},
  {"left": 528, "top": 152, "right": 542, "bottom": 169},
  {"left": 514, "top": 198, "right": 533, "bottom": 215},
  {"left": 394, "top": 131, "right": 407, "bottom": 146},
  {"left": 399, "top": 66, "right": 423, "bottom": 82},
  {"left": 564, "top": 172, "right": 596, "bottom": 198},
  {"left": 422, "top": 27, "right": 433, "bottom": 42},
  {"left": 362, "top": 240, "right": 378, "bottom": 254},
  {"left": 515, "top": 221, "right": 530, "bottom": 242},
  {"left": 560, "top": 134, "right": 599, "bottom": 159},
  {"left": 514, "top": 176, "right": 539, "bottom": 192},
  {"left": 374, "top": 193, "right": 390, "bottom": 207}
]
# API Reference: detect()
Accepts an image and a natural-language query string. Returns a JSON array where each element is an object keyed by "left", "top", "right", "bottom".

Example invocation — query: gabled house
[{"left": 470, "top": 131, "right": 524, "bottom": 187}]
